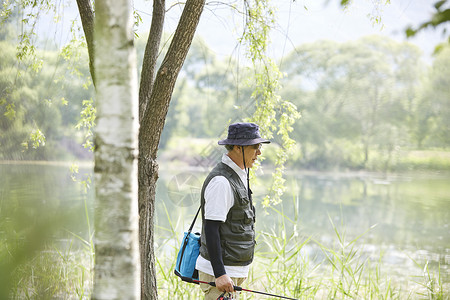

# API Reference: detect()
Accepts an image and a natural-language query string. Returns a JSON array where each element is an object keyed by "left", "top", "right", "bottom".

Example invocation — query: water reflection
[
  {"left": 0, "top": 163, "right": 94, "bottom": 243},
  {"left": 1, "top": 163, "right": 448, "bottom": 285}
]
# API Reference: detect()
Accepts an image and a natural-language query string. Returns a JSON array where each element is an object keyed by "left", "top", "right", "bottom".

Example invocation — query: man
[{"left": 196, "top": 122, "right": 270, "bottom": 299}]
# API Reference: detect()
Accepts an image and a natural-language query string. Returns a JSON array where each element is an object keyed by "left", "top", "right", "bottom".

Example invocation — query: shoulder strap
[{"left": 187, "top": 205, "right": 201, "bottom": 233}]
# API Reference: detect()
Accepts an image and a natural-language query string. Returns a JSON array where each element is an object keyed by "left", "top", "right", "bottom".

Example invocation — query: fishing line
[{"left": 192, "top": 279, "right": 298, "bottom": 300}]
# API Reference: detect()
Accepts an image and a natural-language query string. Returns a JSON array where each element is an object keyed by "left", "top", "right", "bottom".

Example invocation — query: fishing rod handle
[{"left": 206, "top": 281, "right": 242, "bottom": 291}]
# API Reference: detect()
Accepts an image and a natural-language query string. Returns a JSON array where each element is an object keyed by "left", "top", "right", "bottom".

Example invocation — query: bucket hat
[{"left": 218, "top": 122, "right": 271, "bottom": 146}]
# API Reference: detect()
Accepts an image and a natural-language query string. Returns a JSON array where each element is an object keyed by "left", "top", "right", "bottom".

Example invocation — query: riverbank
[
  {"left": 158, "top": 137, "right": 450, "bottom": 173},
  {"left": 2, "top": 141, "right": 450, "bottom": 174},
  {"left": 2, "top": 149, "right": 450, "bottom": 174},
  {"left": 0, "top": 160, "right": 94, "bottom": 167}
]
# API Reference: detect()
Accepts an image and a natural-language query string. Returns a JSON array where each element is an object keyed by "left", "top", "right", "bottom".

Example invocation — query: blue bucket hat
[{"left": 218, "top": 122, "right": 271, "bottom": 146}]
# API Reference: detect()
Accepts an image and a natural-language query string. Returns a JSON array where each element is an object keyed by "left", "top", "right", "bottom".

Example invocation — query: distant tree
[
  {"left": 281, "top": 36, "right": 425, "bottom": 169},
  {"left": 158, "top": 37, "right": 242, "bottom": 147},
  {"left": 0, "top": 38, "right": 92, "bottom": 160},
  {"left": 417, "top": 45, "right": 450, "bottom": 147}
]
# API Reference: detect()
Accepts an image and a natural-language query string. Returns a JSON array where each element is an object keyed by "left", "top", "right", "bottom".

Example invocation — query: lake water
[
  {"left": 1, "top": 162, "right": 449, "bottom": 291},
  {"left": 156, "top": 167, "right": 450, "bottom": 284}
]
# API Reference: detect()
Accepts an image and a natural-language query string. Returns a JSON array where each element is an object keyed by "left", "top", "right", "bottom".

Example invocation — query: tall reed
[
  {"left": 157, "top": 194, "right": 448, "bottom": 299},
  {"left": 155, "top": 203, "right": 202, "bottom": 299},
  {"left": 3, "top": 188, "right": 94, "bottom": 299}
]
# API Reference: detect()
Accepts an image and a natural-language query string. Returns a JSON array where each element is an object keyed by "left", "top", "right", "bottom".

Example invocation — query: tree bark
[
  {"left": 139, "top": 0, "right": 165, "bottom": 121},
  {"left": 138, "top": 1, "right": 205, "bottom": 299},
  {"left": 76, "top": 0, "right": 96, "bottom": 85},
  {"left": 93, "top": 0, "right": 141, "bottom": 298}
]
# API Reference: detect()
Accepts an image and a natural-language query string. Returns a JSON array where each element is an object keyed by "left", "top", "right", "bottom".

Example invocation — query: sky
[
  {"left": 33, "top": 0, "right": 449, "bottom": 63},
  {"left": 133, "top": 0, "right": 449, "bottom": 63}
]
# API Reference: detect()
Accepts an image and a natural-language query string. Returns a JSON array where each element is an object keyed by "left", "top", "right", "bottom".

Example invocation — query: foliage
[
  {"left": 147, "top": 33, "right": 450, "bottom": 174},
  {"left": 0, "top": 12, "right": 94, "bottom": 161},
  {"left": 9, "top": 242, "right": 93, "bottom": 299},
  {"left": 406, "top": 0, "right": 450, "bottom": 53},
  {"left": 2, "top": 1, "right": 449, "bottom": 169},
  {"left": 1, "top": 0, "right": 59, "bottom": 71},
  {"left": 158, "top": 37, "right": 247, "bottom": 148},
  {"left": 419, "top": 46, "right": 450, "bottom": 147},
  {"left": 1, "top": 17, "right": 450, "bottom": 171},
  {"left": 279, "top": 37, "right": 450, "bottom": 171},
  {"left": 241, "top": 0, "right": 300, "bottom": 206},
  {"left": 165, "top": 34, "right": 450, "bottom": 173},
  {"left": 75, "top": 99, "right": 96, "bottom": 152}
]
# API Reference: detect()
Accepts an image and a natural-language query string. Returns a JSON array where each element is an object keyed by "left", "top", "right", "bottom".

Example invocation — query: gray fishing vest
[{"left": 199, "top": 162, "right": 256, "bottom": 266}]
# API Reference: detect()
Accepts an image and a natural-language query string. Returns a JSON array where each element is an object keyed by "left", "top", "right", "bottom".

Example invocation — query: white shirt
[{"left": 195, "top": 154, "right": 251, "bottom": 278}]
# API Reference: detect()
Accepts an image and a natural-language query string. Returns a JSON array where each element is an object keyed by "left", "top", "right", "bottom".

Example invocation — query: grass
[
  {"left": 9, "top": 241, "right": 93, "bottom": 299},
  {"left": 394, "top": 150, "right": 450, "bottom": 172},
  {"left": 365, "top": 149, "right": 450, "bottom": 172},
  {"left": 4, "top": 219, "right": 94, "bottom": 299},
  {"left": 154, "top": 203, "right": 203, "bottom": 299},
  {"left": 1, "top": 183, "right": 94, "bottom": 299},
  {"left": 153, "top": 199, "right": 449, "bottom": 300}
]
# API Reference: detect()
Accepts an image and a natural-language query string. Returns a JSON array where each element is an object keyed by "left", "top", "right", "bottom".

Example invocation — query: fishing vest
[{"left": 199, "top": 162, "right": 256, "bottom": 266}]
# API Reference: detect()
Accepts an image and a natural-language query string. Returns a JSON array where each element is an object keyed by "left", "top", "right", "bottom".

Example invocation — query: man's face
[{"left": 243, "top": 143, "right": 262, "bottom": 168}]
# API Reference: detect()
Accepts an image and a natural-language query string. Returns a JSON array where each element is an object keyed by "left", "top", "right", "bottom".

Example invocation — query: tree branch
[
  {"left": 139, "top": 0, "right": 165, "bottom": 121},
  {"left": 138, "top": 1, "right": 205, "bottom": 299},
  {"left": 76, "top": 0, "right": 96, "bottom": 86},
  {"left": 140, "top": 0, "right": 205, "bottom": 155}
]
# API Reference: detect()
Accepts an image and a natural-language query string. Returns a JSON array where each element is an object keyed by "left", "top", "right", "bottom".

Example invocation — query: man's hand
[{"left": 215, "top": 274, "right": 234, "bottom": 293}]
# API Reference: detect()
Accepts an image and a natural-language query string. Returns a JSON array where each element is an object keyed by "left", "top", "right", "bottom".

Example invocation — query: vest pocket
[
  {"left": 236, "top": 188, "right": 249, "bottom": 204},
  {"left": 230, "top": 210, "right": 254, "bottom": 224},
  {"left": 230, "top": 223, "right": 254, "bottom": 237},
  {"left": 223, "top": 240, "right": 255, "bottom": 263}
]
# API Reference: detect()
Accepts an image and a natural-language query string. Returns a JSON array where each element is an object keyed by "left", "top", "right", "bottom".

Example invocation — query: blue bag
[{"left": 174, "top": 206, "right": 201, "bottom": 282}]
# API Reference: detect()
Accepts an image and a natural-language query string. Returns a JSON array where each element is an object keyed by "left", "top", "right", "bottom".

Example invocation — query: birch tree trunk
[{"left": 93, "top": 0, "right": 141, "bottom": 298}]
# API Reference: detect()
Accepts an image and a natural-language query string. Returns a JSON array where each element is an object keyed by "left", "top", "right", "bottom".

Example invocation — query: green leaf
[
  {"left": 405, "top": 27, "right": 417, "bottom": 38},
  {"left": 4, "top": 103, "right": 16, "bottom": 121},
  {"left": 29, "top": 129, "right": 46, "bottom": 149},
  {"left": 434, "top": 0, "right": 447, "bottom": 10}
]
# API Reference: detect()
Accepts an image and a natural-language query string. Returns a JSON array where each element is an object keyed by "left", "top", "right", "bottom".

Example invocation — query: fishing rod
[
  {"left": 179, "top": 276, "right": 298, "bottom": 300},
  {"left": 193, "top": 279, "right": 298, "bottom": 300}
]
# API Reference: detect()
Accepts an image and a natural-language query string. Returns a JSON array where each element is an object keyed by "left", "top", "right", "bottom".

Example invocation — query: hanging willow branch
[{"left": 242, "top": 0, "right": 300, "bottom": 206}]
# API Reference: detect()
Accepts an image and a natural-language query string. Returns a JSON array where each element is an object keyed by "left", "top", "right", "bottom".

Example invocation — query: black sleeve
[{"left": 204, "top": 219, "right": 226, "bottom": 278}]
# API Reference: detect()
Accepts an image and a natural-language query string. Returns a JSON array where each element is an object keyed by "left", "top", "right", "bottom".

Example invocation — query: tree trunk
[
  {"left": 93, "top": 0, "right": 141, "bottom": 298},
  {"left": 139, "top": 0, "right": 165, "bottom": 120},
  {"left": 77, "top": 0, "right": 205, "bottom": 297},
  {"left": 138, "top": 1, "right": 205, "bottom": 299},
  {"left": 76, "top": 0, "right": 95, "bottom": 85}
]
